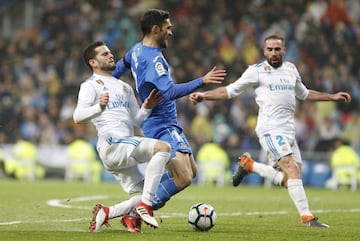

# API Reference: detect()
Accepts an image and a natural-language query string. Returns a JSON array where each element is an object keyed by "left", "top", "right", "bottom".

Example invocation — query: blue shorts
[{"left": 144, "top": 124, "right": 192, "bottom": 159}]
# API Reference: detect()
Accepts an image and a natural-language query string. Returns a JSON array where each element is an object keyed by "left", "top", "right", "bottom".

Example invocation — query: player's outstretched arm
[
  {"left": 201, "top": 67, "right": 227, "bottom": 85},
  {"left": 306, "top": 90, "right": 351, "bottom": 103},
  {"left": 189, "top": 87, "right": 228, "bottom": 105},
  {"left": 189, "top": 92, "right": 205, "bottom": 105},
  {"left": 332, "top": 91, "right": 352, "bottom": 103}
]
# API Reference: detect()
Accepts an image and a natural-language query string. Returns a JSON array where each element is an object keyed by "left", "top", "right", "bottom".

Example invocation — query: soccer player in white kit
[
  {"left": 73, "top": 41, "right": 171, "bottom": 233},
  {"left": 189, "top": 35, "right": 351, "bottom": 228}
]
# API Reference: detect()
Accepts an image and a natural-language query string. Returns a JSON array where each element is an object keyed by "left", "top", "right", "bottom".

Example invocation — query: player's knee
[
  {"left": 288, "top": 160, "right": 300, "bottom": 177},
  {"left": 154, "top": 141, "right": 171, "bottom": 154},
  {"left": 180, "top": 173, "right": 193, "bottom": 187},
  {"left": 172, "top": 170, "right": 193, "bottom": 189},
  {"left": 287, "top": 166, "right": 300, "bottom": 180},
  {"left": 279, "top": 156, "right": 301, "bottom": 179}
]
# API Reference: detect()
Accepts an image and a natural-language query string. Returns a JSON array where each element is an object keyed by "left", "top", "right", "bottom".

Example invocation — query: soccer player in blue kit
[{"left": 113, "top": 8, "right": 226, "bottom": 220}]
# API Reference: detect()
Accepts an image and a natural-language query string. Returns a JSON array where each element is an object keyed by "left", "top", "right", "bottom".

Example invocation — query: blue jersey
[{"left": 113, "top": 42, "right": 203, "bottom": 155}]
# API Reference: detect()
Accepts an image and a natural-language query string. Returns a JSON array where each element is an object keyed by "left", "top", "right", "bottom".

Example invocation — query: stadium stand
[{"left": 0, "top": 0, "right": 359, "bottom": 187}]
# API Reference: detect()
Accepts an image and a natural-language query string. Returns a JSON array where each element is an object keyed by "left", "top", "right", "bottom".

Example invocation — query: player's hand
[
  {"left": 334, "top": 92, "right": 351, "bottom": 103},
  {"left": 143, "top": 89, "right": 163, "bottom": 109},
  {"left": 99, "top": 92, "right": 109, "bottom": 110},
  {"left": 201, "top": 66, "right": 226, "bottom": 85},
  {"left": 189, "top": 92, "right": 204, "bottom": 105}
]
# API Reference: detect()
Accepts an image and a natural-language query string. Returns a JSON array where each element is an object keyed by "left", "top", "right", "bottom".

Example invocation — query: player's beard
[
  {"left": 159, "top": 39, "right": 168, "bottom": 49},
  {"left": 158, "top": 32, "right": 169, "bottom": 49},
  {"left": 268, "top": 56, "right": 282, "bottom": 68},
  {"left": 101, "top": 63, "right": 116, "bottom": 71}
]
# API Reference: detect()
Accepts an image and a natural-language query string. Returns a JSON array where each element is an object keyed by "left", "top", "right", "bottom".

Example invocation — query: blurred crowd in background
[{"left": 0, "top": 0, "right": 360, "bottom": 166}]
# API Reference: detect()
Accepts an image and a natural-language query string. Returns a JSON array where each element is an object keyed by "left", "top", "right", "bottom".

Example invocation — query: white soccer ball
[{"left": 188, "top": 202, "right": 217, "bottom": 231}]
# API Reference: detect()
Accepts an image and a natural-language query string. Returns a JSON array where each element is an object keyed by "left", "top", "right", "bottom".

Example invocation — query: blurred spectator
[
  {"left": 212, "top": 113, "right": 232, "bottom": 146},
  {"left": 218, "top": 35, "right": 238, "bottom": 64},
  {"left": 314, "top": 115, "right": 342, "bottom": 152},
  {"left": 326, "top": 138, "right": 360, "bottom": 190},
  {"left": 320, "top": 0, "right": 352, "bottom": 27},
  {"left": 190, "top": 103, "right": 213, "bottom": 147},
  {"left": 4, "top": 139, "right": 45, "bottom": 180},
  {"left": 66, "top": 138, "right": 102, "bottom": 183},
  {"left": 196, "top": 142, "right": 231, "bottom": 186},
  {"left": 228, "top": 98, "right": 247, "bottom": 131},
  {"left": 346, "top": 0, "right": 360, "bottom": 24},
  {"left": 342, "top": 110, "right": 360, "bottom": 153},
  {"left": 306, "top": 0, "right": 327, "bottom": 26},
  {"left": 295, "top": 104, "right": 314, "bottom": 150}
]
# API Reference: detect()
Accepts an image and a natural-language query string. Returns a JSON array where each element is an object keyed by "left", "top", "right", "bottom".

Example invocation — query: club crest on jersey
[
  {"left": 282, "top": 146, "right": 288, "bottom": 152},
  {"left": 155, "top": 62, "right": 166, "bottom": 76},
  {"left": 96, "top": 79, "right": 105, "bottom": 85},
  {"left": 264, "top": 66, "right": 271, "bottom": 72}
]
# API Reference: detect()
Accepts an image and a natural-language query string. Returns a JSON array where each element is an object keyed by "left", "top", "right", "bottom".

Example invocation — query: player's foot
[
  {"left": 135, "top": 201, "right": 158, "bottom": 228},
  {"left": 301, "top": 215, "right": 329, "bottom": 228},
  {"left": 121, "top": 213, "right": 142, "bottom": 233},
  {"left": 232, "top": 152, "right": 254, "bottom": 187},
  {"left": 89, "top": 203, "right": 110, "bottom": 232}
]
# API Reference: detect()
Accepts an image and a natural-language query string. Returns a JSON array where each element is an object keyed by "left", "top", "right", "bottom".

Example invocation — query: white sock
[
  {"left": 252, "top": 162, "right": 284, "bottom": 186},
  {"left": 287, "top": 179, "right": 312, "bottom": 216},
  {"left": 142, "top": 151, "right": 170, "bottom": 205},
  {"left": 109, "top": 195, "right": 141, "bottom": 219}
]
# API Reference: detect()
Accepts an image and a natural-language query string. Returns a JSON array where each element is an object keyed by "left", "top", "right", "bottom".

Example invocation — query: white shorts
[
  {"left": 97, "top": 136, "right": 157, "bottom": 194},
  {"left": 259, "top": 132, "right": 302, "bottom": 167}
]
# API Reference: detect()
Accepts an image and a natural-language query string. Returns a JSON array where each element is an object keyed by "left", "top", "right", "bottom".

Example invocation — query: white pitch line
[
  {"left": 2, "top": 209, "right": 360, "bottom": 226},
  {"left": 1, "top": 195, "right": 359, "bottom": 226},
  {"left": 158, "top": 208, "right": 360, "bottom": 218},
  {"left": 46, "top": 195, "right": 109, "bottom": 209},
  {"left": 0, "top": 218, "right": 88, "bottom": 226},
  {"left": 43, "top": 195, "right": 360, "bottom": 218}
]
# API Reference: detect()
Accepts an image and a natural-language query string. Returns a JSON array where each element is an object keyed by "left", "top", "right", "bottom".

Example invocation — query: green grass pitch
[{"left": 0, "top": 180, "right": 359, "bottom": 241}]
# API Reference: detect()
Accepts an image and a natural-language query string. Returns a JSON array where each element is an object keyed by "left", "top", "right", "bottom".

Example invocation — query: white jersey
[
  {"left": 73, "top": 73, "right": 155, "bottom": 193},
  {"left": 226, "top": 60, "right": 309, "bottom": 137},
  {"left": 73, "top": 73, "right": 151, "bottom": 140}
]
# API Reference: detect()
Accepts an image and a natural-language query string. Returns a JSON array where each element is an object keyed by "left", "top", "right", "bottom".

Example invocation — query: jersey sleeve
[
  {"left": 112, "top": 52, "right": 131, "bottom": 78},
  {"left": 73, "top": 82, "right": 102, "bottom": 123},
  {"left": 226, "top": 65, "right": 258, "bottom": 98},
  {"left": 293, "top": 65, "right": 309, "bottom": 100},
  {"left": 148, "top": 58, "right": 203, "bottom": 100}
]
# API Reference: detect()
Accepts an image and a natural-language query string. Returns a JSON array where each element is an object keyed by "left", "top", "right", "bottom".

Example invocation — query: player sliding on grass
[
  {"left": 189, "top": 35, "right": 351, "bottom": 228},
  {"left": 73, "top": 41, "right": 171, "bottom": 232}
]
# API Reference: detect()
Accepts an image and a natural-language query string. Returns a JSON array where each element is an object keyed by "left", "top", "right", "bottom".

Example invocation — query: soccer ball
[{"left": 188, "top": 202, "right": 217, "bottom": 231}]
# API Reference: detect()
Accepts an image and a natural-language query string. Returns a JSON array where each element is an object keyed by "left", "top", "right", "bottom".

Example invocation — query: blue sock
[{"left": 152, "top": 172, "right": 179, "bottom": 210}]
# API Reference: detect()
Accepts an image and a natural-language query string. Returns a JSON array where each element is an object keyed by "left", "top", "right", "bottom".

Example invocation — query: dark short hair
[
  {"left": 83, "top": 41, "right": 105, "bottom": 70},
  {"left": 140, "top": 9, "right": 170, "bottom": 36}
]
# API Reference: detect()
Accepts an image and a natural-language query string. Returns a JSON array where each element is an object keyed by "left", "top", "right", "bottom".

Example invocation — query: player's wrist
[{"left": 140, "top": 105, "right": 152, "bottom": 113}]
